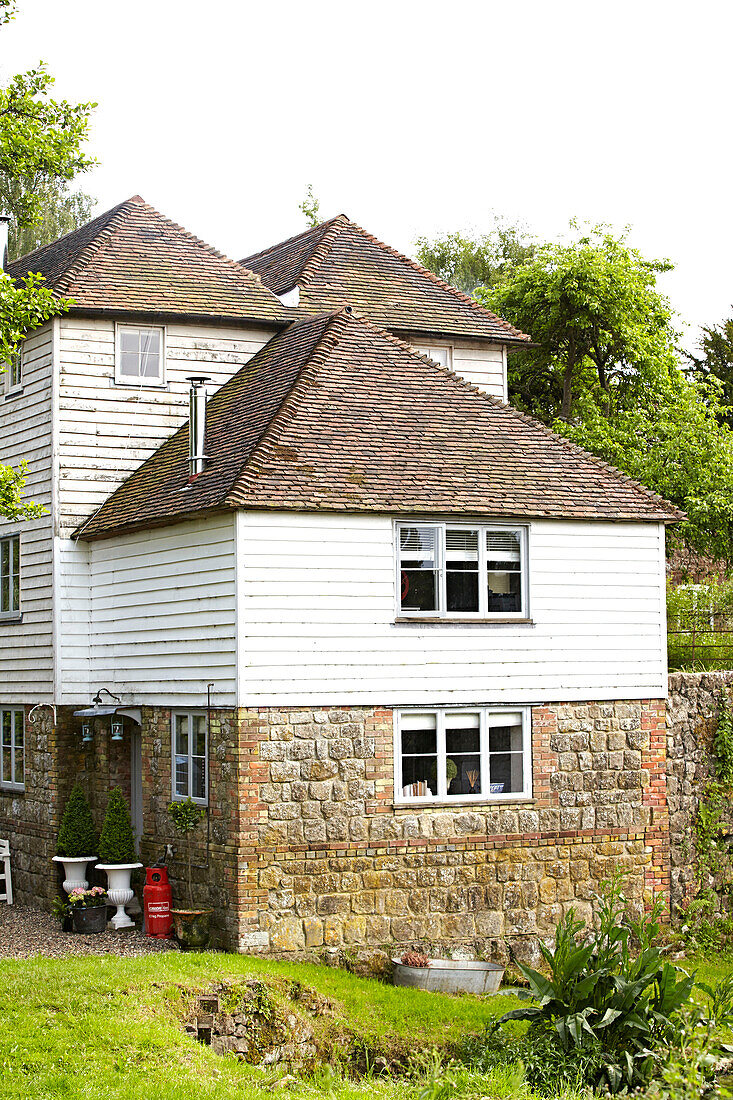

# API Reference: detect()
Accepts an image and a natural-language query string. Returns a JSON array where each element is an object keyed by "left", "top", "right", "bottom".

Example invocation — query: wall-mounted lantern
[
  {"left": 82, "top": 723, "right": 93, "bottom": 743},
  {"left": 111, "top": 720, "right": 123, "bottom": 742}
]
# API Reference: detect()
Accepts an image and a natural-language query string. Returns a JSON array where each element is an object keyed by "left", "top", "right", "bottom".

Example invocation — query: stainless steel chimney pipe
[
  {"left": 0, "top": 214, "right": 10, "bottom": 270},
  {"left": 187, "top": 376, "right": 211, "bottom": 477}
]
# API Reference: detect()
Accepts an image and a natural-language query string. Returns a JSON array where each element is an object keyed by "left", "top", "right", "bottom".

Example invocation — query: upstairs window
[
  {"left": 172, "top": 712, "right": 208, "bottom": 805},
  {"left": 396, "top": 707, "right": 530, "bottom": 803},
  {"left": 415, "top": 344, "right": 453, "bottom": 371},
  {"left": 5, "top": 347, "right": 22, "bottom": 394},
  {"left": 0, "top": 708, "right": 24, "bottom": 791},
  {"left": 115, "top": 325, "right": 165, "bottom": 386},
  {"left": 397, "top": 523, "right": 527, "bottom": 618},
  {"left": 0, "top": 535, "right": 20, "bottom": 618}
]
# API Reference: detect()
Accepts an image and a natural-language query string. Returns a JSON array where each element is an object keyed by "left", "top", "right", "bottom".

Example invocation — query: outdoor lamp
[
  {"left": 111, "top": 720, "right": 123, "bottom": 741},
  {"left": 82, "top": 723, "right": 92, "bottom": 743}
]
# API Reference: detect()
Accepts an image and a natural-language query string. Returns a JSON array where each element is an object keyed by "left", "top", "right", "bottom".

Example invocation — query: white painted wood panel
[
  {"left": 56, "top": 317, "right": 272, "bottom": 536},
  {"left": 235, "top": 512, "right": 667, "bottom": 706},
  {"left": 410, "top": 339, "right": 507, "bottom": 400},
  {"left": 58, "top": 515, "right": 237, "bottom": 706},
  {"left": 0, "top": 323, "right": 54, "bottom": 704}
]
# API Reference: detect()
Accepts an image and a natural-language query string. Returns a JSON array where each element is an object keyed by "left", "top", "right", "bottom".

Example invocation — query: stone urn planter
[
  {"left": 72, "top": 903, "right": 108, "bottom": 935},
  {"left": 97, "top": 863, "right": 143, "bottom": 930},
  {"left": 392, "top": 958, "right": 505, "bottom": 995},
  {"left": 52, "top": 855, "right": 97, "bottom": 896},
  {"left": 171, "top": 908, "right": 213, "bottom": 951}
]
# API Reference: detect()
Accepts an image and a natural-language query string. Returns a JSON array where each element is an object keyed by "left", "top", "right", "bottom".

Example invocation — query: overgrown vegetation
[{"left": 667, "top": 581, "right": 733, "bottom": 670}]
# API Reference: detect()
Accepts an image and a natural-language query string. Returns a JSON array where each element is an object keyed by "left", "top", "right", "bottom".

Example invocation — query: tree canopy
[
  {"left": 299, "top": 184, "right": 321, "bottom": 228},
  {"left": 414, "top": 216, "right": 535, "bottom": 296},
  {"left": 688, "top": 314, "right": 733, "bottom": 429}
]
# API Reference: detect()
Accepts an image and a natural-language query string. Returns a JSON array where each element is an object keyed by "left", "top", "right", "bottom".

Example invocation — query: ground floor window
[
  {"left": 0, "top": 708, "right": 24, "bottom": 791},
  {"left": 395, "top": 706, "right": 530, "bottom": 803},
  {"left": 171, "top": 712, "right": 208, "bottom": 805}
]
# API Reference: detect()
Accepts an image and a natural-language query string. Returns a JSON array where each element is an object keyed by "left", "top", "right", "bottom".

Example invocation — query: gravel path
[{"left": 0, "top": 904, "right": 180, "bottom": 958}]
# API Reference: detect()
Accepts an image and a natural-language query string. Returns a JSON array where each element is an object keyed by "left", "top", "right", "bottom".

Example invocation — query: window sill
[
  {"left": 393, "top": 796, "right": 534, "bottom": 809},
  {"left": 113, "top": 379, "right": 168, "bottom": 390},
  {"left": 0, "top": 786, "right": 24, "bottom": 795},
  {"left": 0, "top": 612, "right": 22, "bottom": 624},
  {"left": 3, "top": 387, "right": 24, "bottom": 401},
  {"left": 394, "top": 616, "right": 533, "bottom": 625}
]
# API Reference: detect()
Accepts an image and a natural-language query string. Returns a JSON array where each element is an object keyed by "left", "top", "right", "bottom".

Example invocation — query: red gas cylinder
[{"left": 143, "top": 865, "right": 173, "bottom": 938}]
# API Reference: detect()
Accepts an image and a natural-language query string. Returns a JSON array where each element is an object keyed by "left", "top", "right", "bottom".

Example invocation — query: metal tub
[{"left": 392, "top": 958, "right": 505, "bottom": 994}]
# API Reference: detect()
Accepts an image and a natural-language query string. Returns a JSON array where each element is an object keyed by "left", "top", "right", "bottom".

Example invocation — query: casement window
[
  {"left": 395, "top": 707, "right": 531, "bottom": 803},
  {"left": 171, "top": 712, "right": 208, "bottom": 805},
  {"left": 0, "top": 708, "right": 24, "bottom": 791},
  {"left": 415, "top": 344, "right": 453, "bottom": 371},
  {"left": 5, "top": 347, "right": 22, "bottom": 394},
  {"left": 115, "top": 324, "right": 165, "bottom": 386},
  {"left": 0, "top": 535, "right": 20, "bottom": 619},
  {"left": 397, "top": 522, "right": 527, "bottom": 618}
]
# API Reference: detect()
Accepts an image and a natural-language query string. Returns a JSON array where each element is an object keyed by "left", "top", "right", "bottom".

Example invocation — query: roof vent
[
  {"left": 187, "top": 376, "right": 211, "bottom": 478},
  {"left": 0, "top": 213, "right": 10, "bottom": 270}
]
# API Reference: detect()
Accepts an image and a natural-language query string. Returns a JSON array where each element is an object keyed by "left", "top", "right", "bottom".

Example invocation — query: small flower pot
[
  {"left": 97, "top": 863, "right": 143, "bottom": 930},
  {"left": 72, "top": 904, "right": 108, "bottom": 935},
  {"left": 171, "top": 909, "right": 213, "bottom": 951},
  {"left": 52, "top": 855, "right": 97, "bottom": 895}
]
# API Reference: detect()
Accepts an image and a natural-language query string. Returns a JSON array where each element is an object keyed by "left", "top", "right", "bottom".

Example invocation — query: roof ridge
[
  {"left": 294, "top": 216, "right": 349, "bottom": 290},
  {"left": 223, "top": 311, "right": 345, "bottom": 505},
  {"left": 241, "top": 216, "right": 343, "bottom": 273},
  {"left": 343, "top": 219, "right": 530, "bottom": 343},
  {"left": 351, "top": 311, "right": 683, "bottom": 518},
  {"left": 54, "top": 198, "right": 139, "bottom": 296}
]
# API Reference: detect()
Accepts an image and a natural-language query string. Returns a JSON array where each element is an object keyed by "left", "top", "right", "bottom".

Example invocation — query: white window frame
[
  {"left": 414, "top": 344, "right": 454, "bottom": 372},
  {"left": 394, "top": 705, "right": 532, "bottom": 805},
  {"left": 0, "top": 534, "right": 20, "bottom": 621},
  {"left": 0, "top": 707, "right": 25, "bottom": 792},
  {"left": 395, "top": 521, "right": 529, "bottom": 620},
  {"left": 5, "top": 346, "right": 23, "bottom": 395},
  {"left": 114, "top": 323, "right": 166, "bottom": 387},
  {"left": 171, "top": 710, "right": 208, "bottom": 806}
]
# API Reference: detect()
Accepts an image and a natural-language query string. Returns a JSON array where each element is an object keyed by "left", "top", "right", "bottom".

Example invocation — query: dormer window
[
  {"left": 415, "top": 345, "right": 453, "bottom": 371},
  {"left": 115, "top": 324, "right": 165, "bottom": 386}
]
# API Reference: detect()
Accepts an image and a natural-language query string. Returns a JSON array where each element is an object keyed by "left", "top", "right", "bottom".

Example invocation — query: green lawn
[{"left": 1, "top": 950, "right": 729, "bottom": 1100}]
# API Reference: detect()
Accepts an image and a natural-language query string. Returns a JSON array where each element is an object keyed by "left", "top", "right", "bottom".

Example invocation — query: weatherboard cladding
[
  {"left": 242, "top": 216, "right": 531, "bottom": 344},
  {"left": 77, "top": 310, "right": 682, "bottom": 540},
  {"left": 7, "top": 196, "right": 291, "bottom": 325}
]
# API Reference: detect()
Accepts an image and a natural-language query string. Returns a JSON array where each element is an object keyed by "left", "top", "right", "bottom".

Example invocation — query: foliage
[
  {"left": 688, "top": 313, "right": 733, "bottom": 429},
  {"left": 168, "top": 797, "right": 205, "bottom": 908},
  {"left": 299, "top": 184, "right": 321, "bottom": 228},
  {"left": 641, "top": 1001, "right": 729, "bottom": 1100},
  {"left": 715, "top": 693, "right": 733, "bottom": 786},
  {"left": 414, "top": 216, "right": 535, "bottom": 295},
  {"left": 401, "top": 950, "right": 430, "bottom": 968},
  {"left": 8, "top": 184, "right": 95, "bottom": 261},
  {"left": 55, "top": 783, "right": 97, "bottom": 857},
  {"left": 97, "top": 787, "right": 136, "bottom": 864},
  {"left": 499, "top": 876, "right": 695, "bottom": 1093},
  {"left": 667, "top": 581, "right": 733, "bottom": 670},
  {"left": 67, "top": 886, "right": 107, "bottom": 909},
  {"left": 0, "top": 460, "right": 45, "bottom": 521}
]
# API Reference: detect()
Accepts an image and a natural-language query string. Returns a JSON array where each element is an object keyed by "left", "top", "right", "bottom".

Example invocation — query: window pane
[
  {"left": 192, "top": 715, "right": 206, "bottom": 757},
  {"left": 192, "top": 755, "right": 206, "bottom": 801},
  {"left": 399, "top": 526, "right": 439, "bottom": 612},
  {"left": 487, "top": 571, "right": 521, "bottom": 612},
  {"left": 446, "top": 712, "right": 481, "bottom": 795},
  {"left": 489, "top": 753, "right": 523, "bottom": 794},
  {"left": 446, "top": 529, "right": 479, "bottom": 612},
  {"left": 401, "top": 714, "right": 437, "bottom": 797},
  {"left": 175, "top": 756, "right": 189, "bottom": 796},
  {"left": 175, "top": 715, "right": 188, "bottom": 756},
  {"left": 119, "top": 328, "right": 162, "bottom": 381},
  {"left": 13, "top": 712, "right": 23, "bottom": 786},
  {"left": 486, "top": 530, "right": 522, "bottom": 613},
  {"left": 488, "top": 720, "right": 523, "bottom": 754}
]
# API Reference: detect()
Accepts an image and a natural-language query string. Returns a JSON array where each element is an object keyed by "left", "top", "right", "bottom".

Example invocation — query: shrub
[
  {"left": 55, "top": 783, "right": 97, "bottom": 857},
  {"left": 499, "top": 876, "right": 695, "bottom": 1094},
  {"left": 168, "top": 797, "right": 205, "bottom": 908},
  {"left": 97, "top": 788, "right": 136, "bottom": 864}
]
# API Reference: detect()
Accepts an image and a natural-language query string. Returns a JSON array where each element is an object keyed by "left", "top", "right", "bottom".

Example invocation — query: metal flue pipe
[{"left": 187, "top": 376, "right": 211, "bottom": 477}]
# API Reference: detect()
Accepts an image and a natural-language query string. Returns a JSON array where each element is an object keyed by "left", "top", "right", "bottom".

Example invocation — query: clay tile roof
[
  {"left": 77, "top": 310, "right": 683, "bottom": 541},
  {"left": 242, "top": 216, "right": 531, "bottom": 344},
  {"left": 6, "top": 195, "right": 292, "bottom": 325}
]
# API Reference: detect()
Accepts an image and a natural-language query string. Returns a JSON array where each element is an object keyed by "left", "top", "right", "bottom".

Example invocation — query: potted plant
[
  {"left": 68, "top": 886, "right": 108, "bottom": 934},
  {"left": 50, "top": 894, "right": 74, "bottom": 933},
  {"left": 96, "top": 788, "right": 142, "bottom": 930},
  {"left": 168, "top": 797, "right": 212, "bottom": 950},
  {"left": 52, "top": 784, "right": 98, "bottom": 895}
]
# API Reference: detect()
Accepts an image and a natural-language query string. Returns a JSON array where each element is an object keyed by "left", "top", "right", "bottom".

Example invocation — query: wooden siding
[
  {"left": 0, "top": 324, "right": 54, "bottom": 703},
  {"left": 235, "top": 511, "right": 667, "bottom": 707},
  {"left": 60, "top": 515, "right": 238, "bottom": 707},
  {"left": 412, "top": 340, "right": 507, "bottom": 400},
  {"left": 56, "top": 317, "right": 271, "bottom": 535}
]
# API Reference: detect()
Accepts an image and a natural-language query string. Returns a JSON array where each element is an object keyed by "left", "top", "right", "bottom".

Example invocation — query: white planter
[
  {"left": 52, "top": 855, "right": 97, "bottom": 895},
  {"left": 97, "top": 863, "right": 143, "bottom": 930}
]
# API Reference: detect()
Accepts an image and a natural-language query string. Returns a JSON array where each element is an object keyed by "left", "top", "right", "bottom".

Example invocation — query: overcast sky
[{"left": 3, "top": 0, "right": 731, "bottom": 349}]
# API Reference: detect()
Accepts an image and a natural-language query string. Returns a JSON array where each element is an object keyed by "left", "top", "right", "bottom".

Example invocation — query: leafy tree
[
  {"left": 98, "top": 788, "right": 136, "bottom": 864},
  {"left": 299, "top": 184, "right": 321, "bottom": 228},
  {"left": 688, "top": 314, "right": 733, "bottom": 428},
  {"left": 414, "top": 215, "right": 535, "bottom": 295},
  {"left": 56, "top": 783, "right": 98, "bottom": 857},
  {"left": 8, "top": 184, "right": 95, "bottom": 261}
]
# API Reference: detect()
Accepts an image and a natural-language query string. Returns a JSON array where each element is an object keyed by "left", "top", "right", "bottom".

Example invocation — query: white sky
[{"left": 3, "top": 0, "right": 732, "bottom": 351}]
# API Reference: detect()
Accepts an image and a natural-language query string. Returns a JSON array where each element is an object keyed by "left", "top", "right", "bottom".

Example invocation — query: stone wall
[
  {"left": 666, "top": 671, "right": 733, "bottom": 912},
  {"left": 237, "top": 700, "right": 669, "bottom": 958}
]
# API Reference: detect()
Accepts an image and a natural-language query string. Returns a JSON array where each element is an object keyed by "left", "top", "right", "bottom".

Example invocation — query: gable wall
[
  {"left": 235, "top": 511, "right": 668, "bottom": 706},
  {"left": 408, "top": 338, "right": 508, "bottom": 400},
  {"left": 0, "top": 323, "right": 55, "bottom": 704}
]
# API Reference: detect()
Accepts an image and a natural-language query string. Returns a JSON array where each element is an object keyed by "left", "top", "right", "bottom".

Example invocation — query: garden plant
[
  {"left": 97, "top": 787, "right": 136, "bottom": 864},
  {"left": 55, "top": 783, "right": 97, "bottom": 858}
]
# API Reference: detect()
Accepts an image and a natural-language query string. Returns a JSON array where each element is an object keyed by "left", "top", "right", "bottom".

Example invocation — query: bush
[
  {"left": 56, "top": 783, "right": 97, "bottom": 857},
  {"left": 499, "top": 876, "right": 695, "bottom": 1094},
  {"left": 97, "top": 788, "right": 136, "bottom": 864}
]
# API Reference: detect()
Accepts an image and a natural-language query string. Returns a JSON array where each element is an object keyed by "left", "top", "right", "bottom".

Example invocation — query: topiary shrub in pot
[
  {"left": 168, "top": 797, "right": 212, "bottom": 950},
  {"left": 52, "top": 783, "right": 98, "bottom": 895},
  {"left": 96, "top": 788, "right": 142, "bottom": 930}
]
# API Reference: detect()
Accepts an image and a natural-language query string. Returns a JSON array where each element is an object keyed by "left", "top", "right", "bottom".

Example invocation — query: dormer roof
[
  {"left": 6, "top": 196, "right": 292, "bottom": 326},
  {"left": 76, "top": 309, "right": 682, "bottom": 541},
  {"left": 241, "top": 216, "right": 531, "bottom": 344}
]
